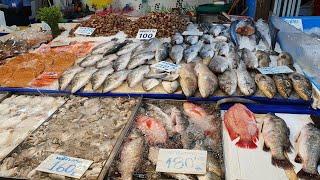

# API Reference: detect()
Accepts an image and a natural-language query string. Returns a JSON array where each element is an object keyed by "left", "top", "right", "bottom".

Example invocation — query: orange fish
[
  {"left": 224, "top": 103, "right": 259, "bottom": 149},
  {"left": 136, "top": 115, "right": 168, "bottom": 145}
]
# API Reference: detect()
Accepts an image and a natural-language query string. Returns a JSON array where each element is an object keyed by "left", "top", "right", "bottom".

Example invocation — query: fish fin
[
  {"left": 297, "top": 169, "right": 320, "bottom": 180},
  {"left": 263, "top": 143, "right": 270, "bottom": 152},
  {"left": 294, "top": 153, "right": 302, "bottom": 164},
  {"left": 295, "top": 131, "right": 301, "bottom": 143},
  {"left": 261, "top": 121, "right": 264, "bottom": 133},
  {"left": 271, "top": 156, "right": 293, "bottom": 170},
  {"left": 236, "top": 138, "right": 257, "bottom": 149},
  {"left": 224, "top": 121, "right": 238, "bottom": 141}
]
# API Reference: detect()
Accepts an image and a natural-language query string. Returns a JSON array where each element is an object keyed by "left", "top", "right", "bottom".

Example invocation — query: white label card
[
  {"left": 41, "top": 21, "right": 51, "bottom": 31},
  {"left": 50, "top": 41, "right": 70, "bottom": 48},
  {"left": 284, "top": 18, "right": 303, "bottom": 31},
  {"left": 258, "top": 66, "right": 294, "bottom": 75},
  {"left": 36, "top": 154, "right": 93, "bottom": 179},
  {"left": 74, "top": 27, "right": 96, "bottom": 36},
  {"left": 151, "top": 61, "right": 180, "bottom": 72},
  {"left": 136, "top": 29, "right": 157, "bottom": 39},
  {"left": 156, "top": 149, "right": 207, "bottom": 175},
  {"left": 182, "top": 31, "right": 203, "bottom": 36}
]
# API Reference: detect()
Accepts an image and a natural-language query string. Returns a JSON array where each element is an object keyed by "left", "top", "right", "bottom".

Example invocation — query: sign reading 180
[{"left": 136, "top": 29, "right": 157, "bottom": 40}]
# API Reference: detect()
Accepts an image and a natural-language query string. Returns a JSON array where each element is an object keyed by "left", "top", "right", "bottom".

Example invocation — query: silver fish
[
  {"left": 186, "top": 35, "right": 199, "bottom": 45},
  {"left": 184, "top": 40, "right": 204, "bottom": 63},
  {"left": 200, "top": 44, "right": 215, "bottom": 60},
  {"left": 256, "top": 50, "right": 271, "bottom": 67},
  {"left": 213, "top": 36, "right": 228, "bottom": 42},
  {"left": 162, "top": 71, "right": 179, "bottom": 81},
  {"left": 127, "top": 52, "right": 154, "bottom": 70},
  {"left": 116, "top": 41, "right": 141, "bottom": 56},
  {"left": 227, "top": 47, "right": 240, "bottom": 69},
  {"left": 295, "top": 123, "right": 320, "bottom": 179},
  {"left": 127, "top": 65, "right": 150, "bottom": 88},
  {"left": 186, "top": 23, "right": 199, "bottom": 31},
  {"left": 79, "top": 54, "right": 104, "bottom": 67},
  {"left": 218, "top": 69, "right": 237, "bottom": 96},
  {"left": 113, "top": 52, "right": 132, "bottom": 71},
  {"left": 289, "top": 73, "right": 312, "bottom": 101},
  {"left": 179, "top": 63, "right": 198, "bottom": 97},
  {"left": 195, "top": 62, "right": 218, "bottom": 98},
  {"left": 104, "top": 40, "right": 129, "bottom": 56},
  {"left": 255, "top": 74, "right": 277, "bottom": 98},
  {"left": 59, "top": 66, "right": 84, "bottom": 90},
  {"left": 91, "top": 39, "right": 118, "bottom": 55},
  {"left": 242, "top": 48, "right": 258, "bottom": 69},
  {"left": 145, "top": 103, "right": 174, "bottom": 135},
  {"left": 96, "top": 54, "right": 118, "bottom": 68},
  {"left": 201, "top": 34, "right": 214, "bottom": 44},
  {"left": 103, "top": 70, "right": 130, "bottom": 92},
  {"left": 155, "top": 42, "right": 170, "bottom": 62},
  {"left": 172, "top": 32, "right": 184, "bottom": 45},
  {"left": 162, "top": 80, "right": 179, "bottom": 93},
  {"left": 217, "top": 42, "right": 229, "bottom": 57},
  {"left": 145, "top": 70, "right": 167, "bottom": 79},
  {"left": 142, "top": 78, "right": 160, "bottom": 91},
  {"left": 133, "top": 38, "right": 161, "bottom": 56},
  {"left": 70, "top": 67, "right": 97, "bottom": 93},
  {"left": 209, "top": 55, "right": 230, "bottom": 73},
  {"left": 170, "top": 45, "right": 184, "bottom": 64},
  {"left": 256, "top": 19, "right": 271, "bottom": 49},
  {"left": 91, "top": 65, "right": 114, "bottom": 91},
  {"left": 209, "top": 24, "right": 226, "bottom": 36},
  {"left": 236, "top": 63, "right": 256, "bottom": 95}
]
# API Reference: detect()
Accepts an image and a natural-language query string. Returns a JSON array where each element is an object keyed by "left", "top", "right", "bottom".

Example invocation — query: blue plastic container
[
  {"left": 281, "top": 16, "right": 320, "bottom": 31},
  {"left": 246, "top": 0, "right": 256, "bottom": 18}
]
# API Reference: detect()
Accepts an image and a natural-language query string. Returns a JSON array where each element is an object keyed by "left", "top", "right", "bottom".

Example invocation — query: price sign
[
  {"left": 258, "top": 66, "right": 294, "bottom": 75},
  {"left": 41, "top": 21, "right": 51, "bottom": 31},
  {"left": 50, "top": 41, "right": 70, "bottom": 48},
  {"left": 284, "top": 18, "right": 303, "bottom": 31},
  {"left": 74, "top": 27, "right": 96, "bottom": 36},
  {"left": 36, "top": 154, "right": 93, "bottom": 179},
  {"left": 156, "top": 149, "right": 207, "bottom": 175},
  {"left": 136, "top": 29, "right": 157, "bottom": 40},
  {"left": 151, "top": 61, "right": 180, "bottom": 72}
]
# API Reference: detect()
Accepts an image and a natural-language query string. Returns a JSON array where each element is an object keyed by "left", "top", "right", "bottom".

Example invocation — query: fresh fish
[
  {"left": 218, "top": 69, "right": 237, "bottom": 96},
  {"left": 136, "top": 115, "right": 168, "bottom": 144},
  {"left": 186, "top": 35, "right": 199, "bottom": 45},
  {"left": 59, "top": 66, "right": 84, "bottom": 90},
  {"left": 104, "top": 40, "right": 129, "bottom": 56},
  {"left": 194, "top": 62, "right": 218, "bottom": 98},
  {"left": 127, "top": 52, "right": 154, "bottom": 70},
  {"left": 170, "top": 107, "right": 188, "bottom": 133},
  {"left": 79, "top": 54, "right": 104, "bottom": 67},
  {"left": 145, "top": 69, "right": 167, "bottom": 79},
  {"left": 186, "top": 23, "right": 199, "bottom": 31},
  {"left": 256, "top": 50, "right": 271, "bottom": 67},
  {"left": 179, "top": 64, "right": 198, "bottom": 97},
  {"left": 70, "top": 67, "right": 97, "bottom": 93},
  {"left": 227, "top": 47, "right": 240, "bottom": 69},
  {"left": 217, "top": 42, "right": 229, "bottom": 57},
  {"left": 200, "top": 44, "right": 215, "bottom": 60},
  {"left": 184, "top": 40, "right": 204, "bottom": 63},
  {"left": 116, "top": 41, "right": 141, "bottom": 56},
  {"left": 236, "top": 63, "right": 256, "bottom": 96},
  {"left": 118, "top": 135, "right": 144, "bottom": 180},
  {"left": 255, "top": 74, "right": 277, "bottom": 98},
  {"left": 277, "top": 52, "right": 294, "bottom": 69},
  {"left": 197, "top": 172, "right": 221, "bottom": 180},
  {"left": 155, "top": 42, "right": 170, "bottom": 62},
  {"left": 236, "top": 19, "right": 256, "bottom": 36},
  {"left": 96, "top": 54, "right": 118, "bottom": 68},
  {"left": 103, "top": 70, "right": 130, "bottom": 92},
  {"left": 162, "top": 80, "right": 179, "bottom": 93},
  {"left": 113, "top": 52, "right": 132, "bottom": 71},
  {"left": 273, "top": 74, "right": 292, "bottom": 98},
  {"left": 162, "top": 71, "right": 179, "bottom": 81},
  {"left": 181, "top": 123, "right": 205, "bottom": 149},
  {"left": 201, "top": 34, "right": 214, "bottom": 44},
  {"left": 91, "top": 65, "right": 114, "bottom": 91},
  {"left": 256, "top": 19, "right": 271, "bottom": 49},
  {"left": 127, "top": 65, "right": 150, "bottom": 88},
  {"left": 133, "top": 38, "right": 161, "bottom": 56},
  {"left": 242, "top": 48, "right": 258, "bottom": 69},
  {"left": 213, "top": 36, "right": 228, "bottom": 43},
  {"left": 224, "top": 103, "right": 259, "bottom": 148},
  {"left": 230, "top": 20, "right": 240, "bottom": 47},
  {"left": 142, "top": 78, "right": 160, "bottom": 91},
  {"left": 295, "top": 123, "right": 320, "bottom": 179},
  {"left": 289, "top": 73, "right": 312, "bottom": 100},
  {"left": 170, "top": 45, "right": 184, "bottom": 64},
  {"left": 209, "top": 55, "right": 230, "bottom": 73},
  {"left": 91, "top": 39, "right": 118, "bottom": 55},
  {"left": 172, "top": 32, "right": 184, "bottom": 45},
  {"left": 268, "top": 20, "right": 280, "bottom": 51},
  {"left": 261, "top": 114, "right": 293, "bottom": 169},
  {"left": 209, "top": 24, "right": 226, "bottom": 36}
]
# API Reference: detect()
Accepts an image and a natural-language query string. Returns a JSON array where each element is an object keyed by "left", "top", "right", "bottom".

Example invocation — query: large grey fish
[
  {"left": 218, "top": 69, "right": 237, "bottom": 96},
  {"left": 127, "top": 65, "right": 150, "bottom": 88},
  {"left": 201, "top": 34, "right": 214, "bottom": 44},
  {"left": 59, "top": 66, "right": 84, "bottom": 90},
  {"left": 289, "top": 73, "right": 312, "bottom": 101},
  {"left": 142, "top": 78, "right": 160, "bottom": 91},
  {"left": 261, "top": 114, "right": 293, "bottom": 169},
  {"left": 104, "top": 40, "right": 129, "bottom": 56},
  {"left": 268, "top": 20, "right": 280, "bottom": 51},
  {"left": 256, "top": 50, "right": 271, "bottom": 67},
  {"left": 255, "top": 19, "right": 271, "bottom": 49},
  {"left": 116, "top": 41, "right": 141, "bottom": 56},
  {"left": 79, "top": 54, "right": 104, "bottom": 67},
  {"left": 242, "top": 48, "right": 258, "bottom": 69},
  {"left": 155, "top": 42, "right": 170, "bottom": 62},
  {"left": 186, "top": 23, "right": 198, "bottom": 31},
  {"left": 184, "top": 40, "right": 204, "bottom": 63},
  {"left": 70, "top": 67, "right": 97, "bottom": 93},
  {"left": 96, "top": 54, "right": 118, "bottom": 68},
  {"left": 255, "top": 74, "right": 277, "bottom": 98},
  {"left": 200, "top": 44, "right": 215, "bottom": 60},
  {"left": 127, "top": 52, "right": 154, "bottom": 70},
  {"left": 194, "top": 62, "right": 218, "bottom": 98},
  {"left": 172, "top": 32, "right": 184, "bottom": 45},
  {"left": 133, "top": 38, "right": 161, "bottom": 56},
  {"left": 236, "top": 63, "right": 256, "bottom": 96},
  {"left": 208, "top": 55, "right": 230, "bottom": 73},
  {"left": 295, "top": 123, "right": 320, "bottom": 179},
  {"left": 230, "top": 20, "right": 240, "bottom": 47},
  {"left": 162, "top": 80, "right": 179, "bottom": 93},
  {"left": 103, "top": 70, "right": 130, "bottom": 92},
  {"left": 216, "top": 42, "right": 229, "bottom": 57},
  {"left": 179, "top": 63, "right": 198, "bottom": 97},
  {"left": 209, "top": 24, "right": 226, "bottom": 36},
  {"left": 170, "top": 45, "right": 184, "bottom": 64},
  {"left": 277, "top": 52, "right": 294, "bottom": 69},
  {"left": 227, "top": 47, "right": 240, "bottom": 69},
  {"left": 181, "top": 123, "right": 205, "bottom": 149},
  {"left": 118, "top": 135, "right": 144, "bottom": 180},
  {"left": 91, "top": 65, "right": 114, "bottom": 91},
  {"left": 91, "top": 39, "right": 118, "bottom": 55},
  {"left": 273, "top": 74, "right": 292, "bottom": 98},
  {"left": 113, "top": 52, "right": 132, "bottom": 71},
  {"left": 186, "top": 35, "right": 199, "bottom": 45}
]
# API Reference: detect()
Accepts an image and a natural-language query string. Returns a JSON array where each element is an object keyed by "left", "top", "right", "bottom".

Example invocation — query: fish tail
[
  {"left": 297, "top": 169, "right": 320, "bottom": 180},
  {"left": 271, "top": 156, "right": 293, "bottom": 170},
  {"left": 235, "top": 139, "right": 257, "bottom": 149}
]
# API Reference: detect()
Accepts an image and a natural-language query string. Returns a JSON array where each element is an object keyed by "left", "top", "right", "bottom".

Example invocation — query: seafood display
[
  {"left": 0, "top": 97, "right": 138, "bottom": 179},
  {"left": 108, "top": 100, "right": 224, "bottom": 180},
  {"left": 0, "top": 95, "right": 66, "bottom": 161}
]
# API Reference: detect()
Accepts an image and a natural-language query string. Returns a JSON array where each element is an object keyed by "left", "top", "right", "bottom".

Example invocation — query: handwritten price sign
[
  {"left": 74, "top": 27, "right": 96, "bottom": 36},
  {"left": 156, "top": 149, "right": 207, "bottom": 174},
  {"left": 258, "top": 66, "right": 294, "bottom": 75},
  {"left": 151, "top": 61, "right": 180, "bottom": 72},
  {"left": 36, "top": 154, "right": 93, "bottom": 179}
]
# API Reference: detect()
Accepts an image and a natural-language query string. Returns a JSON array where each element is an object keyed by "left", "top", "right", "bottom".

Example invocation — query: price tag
[
  {"left": 258, "top": 66, "right": 294, "bottom": 75},
  {"left": 284, "top": 18, "right": 303, "bottom": 31},
  {"left": 156, "top": 149, "right": 207, "bottom": 175},
  {"left": 74, "top": 27, "right": 96, "bottom": 36},
  {"left": 36, "top": 154, "right": 93, "bottom": 179},
  {"left": 182, "top": 31, "right": 203, "bottom": 36},
  {"left": 41, "top": 21, "right": 51, "bottom": 31},
  {"left": 50, "top": 41, "right": 70, "bottom": 48},
  {"left": 136, "top": 29, "right": 157, "bottom": 40},
  {"left": 151, "top": 61, "right": 180, "bottom": 72}
]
